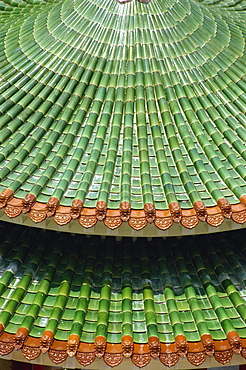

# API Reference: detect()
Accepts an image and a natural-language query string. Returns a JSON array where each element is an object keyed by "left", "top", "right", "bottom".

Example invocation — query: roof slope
[
  {"left": 1, "top": 221, "right": 246, "bottom": 366},
  {"left": 0, "top": 0, "right": 246, "bottom": 233}
]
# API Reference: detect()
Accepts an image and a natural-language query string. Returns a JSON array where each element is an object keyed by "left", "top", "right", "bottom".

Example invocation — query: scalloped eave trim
[{"left": 0, "top": 194, "right": 246, "bottom": 232}]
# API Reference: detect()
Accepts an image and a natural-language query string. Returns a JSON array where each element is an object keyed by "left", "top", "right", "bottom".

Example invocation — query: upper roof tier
[{"left": 0, "top": 0, "right": 246, "bottom": 234}]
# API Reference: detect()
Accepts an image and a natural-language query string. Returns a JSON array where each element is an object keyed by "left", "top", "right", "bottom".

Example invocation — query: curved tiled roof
[
  {"left": 1, "top": 0, "right": 246, "bottom": 233},
  {"left": 1, "top": 221, "right": 246, "bottom": 367}
]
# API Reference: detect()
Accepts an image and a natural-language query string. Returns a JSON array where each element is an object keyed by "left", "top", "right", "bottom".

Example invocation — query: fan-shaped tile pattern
[{"left": 0, "top": 0, "right": 246, "bottom": 232}]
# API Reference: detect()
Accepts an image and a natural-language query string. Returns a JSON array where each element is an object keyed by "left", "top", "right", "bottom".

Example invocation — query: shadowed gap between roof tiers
[
  {"left": 1, "top": 221, "right": 246, "bottom": 368},
  {"left": 0, "top": 0, "right": 246, "bottom": 235}
]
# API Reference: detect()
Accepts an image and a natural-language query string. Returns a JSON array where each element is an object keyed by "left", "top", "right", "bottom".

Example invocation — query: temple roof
[
  {"left": 0, "top": 221, "right": 246, "bottom": 367},
  {"left": 1, "top": 0, "right": 246, "bottom": 366},
  {"left": 0, "top": 0, "right": 246, "bottom": 235}
]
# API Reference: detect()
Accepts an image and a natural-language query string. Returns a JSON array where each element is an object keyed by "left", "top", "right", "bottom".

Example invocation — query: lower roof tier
[{"left": 1, "top": 221, "right": 246, "bottom": 366}]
